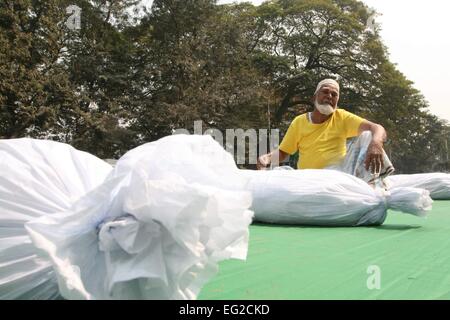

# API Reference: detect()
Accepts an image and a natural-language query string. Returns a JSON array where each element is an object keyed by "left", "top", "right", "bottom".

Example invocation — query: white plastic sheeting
[
  {"left": 386, "top": 173, "right": 450, "bottom": 200},
  {"left": 0, "top": 138, "right": 112, "bottom": 299},
  {"left": 242, "top": 169, "right": 432, "bottom": 227},
  {"left": 0, "top": 135, "right": 253, "bottom": 300},
  {"left": 0, "top": 135, "right": 437, "bottom": 300}
]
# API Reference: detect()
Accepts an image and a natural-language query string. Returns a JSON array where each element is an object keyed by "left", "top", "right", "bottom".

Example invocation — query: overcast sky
[
  {"left": 361, "top": 0, "right": 450, "bottom": 122},
  {"left": 143, "top": 0, "right": 450, "bottom": 122}
]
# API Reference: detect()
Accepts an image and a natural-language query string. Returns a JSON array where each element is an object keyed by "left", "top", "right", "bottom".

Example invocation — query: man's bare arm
[
  {"left": 257, "top": 149, "right": 290, "bottom": 170},
  {"left": 358, "top": 120, "right": 387, "bottom": 173},
  {"left": 359, "top": 120, "right": 386, "bottom": 144}
]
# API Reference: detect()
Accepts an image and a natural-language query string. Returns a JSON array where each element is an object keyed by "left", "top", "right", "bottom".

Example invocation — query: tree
[
  {"left": 1, "top": 0, "right": 447, "bottom": 172},
  {"left": 0, "top": 0, "right": 77, "bottom": 139}
]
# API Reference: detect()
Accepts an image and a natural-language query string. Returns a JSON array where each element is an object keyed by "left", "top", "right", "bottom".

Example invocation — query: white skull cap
[{"left": 314, "top": 79, "right": 340, "bottom": 95}]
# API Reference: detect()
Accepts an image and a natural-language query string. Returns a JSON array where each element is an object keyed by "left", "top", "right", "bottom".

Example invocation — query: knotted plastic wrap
[
  {"left": 386, "top": 173, "right": 450, "bottom": 200},
  {"left": 242, "top": 169, "right": 432, "bottom": 227},
  {"left": 1, "top": 135, "right": 253, "bottom": 299}
]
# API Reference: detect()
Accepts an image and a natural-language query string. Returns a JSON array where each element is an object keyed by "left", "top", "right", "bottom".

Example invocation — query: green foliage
[
  {"left": 0, "top": 0, "right": 448, "bottom": 172},
  {"left": 0, "top": 0, "right": 77, "bottom": 139}
]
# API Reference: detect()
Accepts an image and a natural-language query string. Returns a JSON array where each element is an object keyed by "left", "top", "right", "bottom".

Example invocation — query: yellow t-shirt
[{"left": 279, "top": 109, "right": 365, "bottom": 169}]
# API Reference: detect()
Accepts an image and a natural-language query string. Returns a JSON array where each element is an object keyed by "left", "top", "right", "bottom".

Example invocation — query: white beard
[{"left": 314, "top": 101, "right": 335, "bottom": 116}]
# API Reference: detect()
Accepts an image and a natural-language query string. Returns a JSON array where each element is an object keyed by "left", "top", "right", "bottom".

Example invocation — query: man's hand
[
  {"left": 364, "top": 141, "right": 384, "bottom": 174},
  {"left": 257, "top": 149, "right": 288, "bottom": 170},
  {"left": 257, "top": 154, "right": 271, "bottom": 170}
]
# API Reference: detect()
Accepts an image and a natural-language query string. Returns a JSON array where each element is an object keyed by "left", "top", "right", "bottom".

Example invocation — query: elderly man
[{"left": 257, "top": 79, "right": 394, "bottom": 187}]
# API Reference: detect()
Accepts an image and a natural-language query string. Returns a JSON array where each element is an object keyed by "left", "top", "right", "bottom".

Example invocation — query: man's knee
[
  {"left": 360, "top": 130, "right": 372, "bottom": 139},
  {"left": 356, "top": 130, "right": 373, "bottom": 145}
]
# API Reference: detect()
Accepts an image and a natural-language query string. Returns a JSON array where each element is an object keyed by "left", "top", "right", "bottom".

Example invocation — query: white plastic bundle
[
  {"left": 0, "top": 135, "right": 253, "bottom": 300},
  {"left": 0, "top": 138, "right": 113, "bottom": 299},
  {"left": 386, "top": 173, "right": 450, "bottom": 200},
  {"left": 242, "top": 169, "right": 432, "bottom": 227}
]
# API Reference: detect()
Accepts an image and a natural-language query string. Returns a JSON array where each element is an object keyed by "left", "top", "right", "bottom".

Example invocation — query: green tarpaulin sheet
[{"left": 199, "top": 201, "right": 450, "bottom": 300}]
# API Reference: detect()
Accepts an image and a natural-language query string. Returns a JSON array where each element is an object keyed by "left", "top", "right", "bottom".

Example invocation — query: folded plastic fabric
[
  {"left": 0, "top": 135, "right": 253, "bottom": 299},
  {"left": 0, "top": 138, "right": 113, "bottom": 299},
  {"left": 242, "top": 169, "right": 432, "bottom": 227},
  {"left": 386, "top": 173, "right": 450, "bottom": 200}
]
